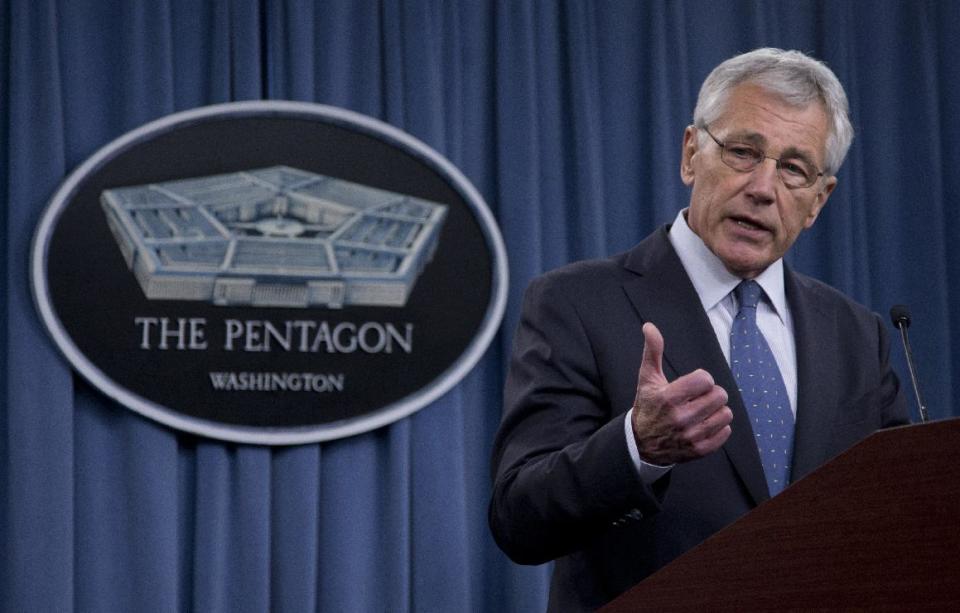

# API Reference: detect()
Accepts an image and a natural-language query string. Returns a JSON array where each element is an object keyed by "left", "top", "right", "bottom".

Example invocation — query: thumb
[{"left": 639, "top": 322, "right": 666, "bottom": 384}]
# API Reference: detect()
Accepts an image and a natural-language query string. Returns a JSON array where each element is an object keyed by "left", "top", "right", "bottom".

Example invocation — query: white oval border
[{"left": 30, "top": 101, "right": 509, "bottom": 445}]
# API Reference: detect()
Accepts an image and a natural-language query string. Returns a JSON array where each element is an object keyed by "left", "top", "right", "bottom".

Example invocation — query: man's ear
[
  {"left": 804, "top": 175, "right": 838, "bottom": 229},
  {"left": 680, "top": 125, "right": 698, "bottom": 186}
]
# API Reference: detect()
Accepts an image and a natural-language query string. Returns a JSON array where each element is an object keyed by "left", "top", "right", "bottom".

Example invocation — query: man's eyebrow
[
  {"left": 723, "top": 130, "right": 767, "bottom": 147},
  {"left": 725, "top": 131, "right": 819, "bottom": 167},
  {"left": 778, "top": 146, "right": 818, "bottom": 168}
]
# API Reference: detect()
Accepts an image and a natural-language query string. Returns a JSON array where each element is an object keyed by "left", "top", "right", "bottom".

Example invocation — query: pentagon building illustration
[{"left": 101, "top": 166, "right": 448, "bottom": 308}]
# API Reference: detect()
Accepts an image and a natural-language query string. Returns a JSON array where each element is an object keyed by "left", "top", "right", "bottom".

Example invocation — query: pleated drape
[{"left": 3, "top": 2, "right": 958, "bottom": 611}]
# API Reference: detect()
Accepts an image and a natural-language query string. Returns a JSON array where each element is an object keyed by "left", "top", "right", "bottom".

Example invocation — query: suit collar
[
  {"left": 785, "top": 271, "right": 839, "bottom": 481},
  {"left": 621, "top": 227, "right": 770, "bottom": 505}
]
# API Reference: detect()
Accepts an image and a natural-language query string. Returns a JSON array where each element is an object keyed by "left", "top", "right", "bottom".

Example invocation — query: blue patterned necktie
[{"left": 730, "top": 280, "right": 795, "bottom": 496}]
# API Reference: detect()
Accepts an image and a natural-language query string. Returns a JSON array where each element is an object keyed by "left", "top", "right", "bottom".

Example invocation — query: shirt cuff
[{"left": 624, "top": 407, "right": 673, "bottom": 484}]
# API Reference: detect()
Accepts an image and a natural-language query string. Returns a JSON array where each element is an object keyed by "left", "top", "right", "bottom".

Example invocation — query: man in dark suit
[{"left": 489, "top": 48, "right": 910, "bottom": 611}]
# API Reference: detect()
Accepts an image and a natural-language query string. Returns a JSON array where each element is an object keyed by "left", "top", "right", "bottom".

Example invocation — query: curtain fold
[
  {"left": 5, "top": 2, "right": 75, "bottom": 610},
  {"left": 74, "top": 384, "right": 181, "bottom": 611},
  {"left": 3, "top": 2, "right": 958, "bottom": 611}
]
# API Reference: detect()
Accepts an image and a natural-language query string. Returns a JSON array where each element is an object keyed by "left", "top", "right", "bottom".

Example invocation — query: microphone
[{"left": 889, "top": 305, "right": 929, "bottom": 423}]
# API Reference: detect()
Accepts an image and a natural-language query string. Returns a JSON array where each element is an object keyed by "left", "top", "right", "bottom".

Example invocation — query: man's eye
[
  {"left": 727, "top": 145, "right": 758, "bottom": 160},
  {"left": 781, "top": 161, "right": 811, "bottom": 179}
]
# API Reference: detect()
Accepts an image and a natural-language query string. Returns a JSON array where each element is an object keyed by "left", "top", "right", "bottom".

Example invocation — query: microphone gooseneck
[{"left": 889, "top": 305, "right": 929, "bottom": 423}]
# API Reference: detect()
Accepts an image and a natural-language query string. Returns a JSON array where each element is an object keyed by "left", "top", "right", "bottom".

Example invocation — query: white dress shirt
[{"left": 624, "top": 209, "right": 798, "bottom": 482}]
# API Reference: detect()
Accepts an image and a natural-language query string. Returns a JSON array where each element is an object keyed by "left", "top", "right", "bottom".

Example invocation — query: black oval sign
[{"left": 31, "top": 102, "right": 507, "bottom": 444}]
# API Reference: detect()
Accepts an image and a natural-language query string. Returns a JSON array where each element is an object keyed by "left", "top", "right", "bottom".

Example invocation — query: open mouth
[{"left": 730, "top": 216, "right": 770, "bottom": 233}]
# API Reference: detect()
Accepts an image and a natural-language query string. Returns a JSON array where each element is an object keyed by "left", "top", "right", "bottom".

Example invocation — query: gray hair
[{"left": 693, "top": 48, "right": 853, "bottom": 177}]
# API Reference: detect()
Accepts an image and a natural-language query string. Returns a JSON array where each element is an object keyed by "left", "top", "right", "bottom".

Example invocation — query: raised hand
[{"left": 631, "top": 322, "right": 733, "bottom": 465}]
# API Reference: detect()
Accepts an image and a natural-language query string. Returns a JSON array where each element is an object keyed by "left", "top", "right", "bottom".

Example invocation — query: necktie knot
[{"left": 734, "top": 280, "right": 763, "bottom": 311}]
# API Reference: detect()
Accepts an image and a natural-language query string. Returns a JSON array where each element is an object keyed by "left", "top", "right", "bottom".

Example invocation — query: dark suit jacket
[{"left": 489, "top": 226, "right": 910, "bottom": 611}]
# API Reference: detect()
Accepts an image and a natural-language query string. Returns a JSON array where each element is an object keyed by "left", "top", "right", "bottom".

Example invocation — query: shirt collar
[{"left": 667, "top": 209, "right": 788, "bottom": 323}]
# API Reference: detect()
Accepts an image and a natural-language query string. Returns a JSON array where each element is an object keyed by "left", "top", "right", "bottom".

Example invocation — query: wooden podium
[{"left": 603, "top": 418, "right": 960, "bottom": 611}]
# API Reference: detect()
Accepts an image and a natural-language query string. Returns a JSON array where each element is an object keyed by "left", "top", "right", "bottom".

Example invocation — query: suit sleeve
[{"left": 488, "top": 273, "right": 665, "bottom": 565}]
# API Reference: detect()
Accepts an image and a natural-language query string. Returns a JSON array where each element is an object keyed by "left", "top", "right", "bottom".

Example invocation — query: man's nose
[{"left": 745, "top": 157, "right": 778, "bottom": 204}]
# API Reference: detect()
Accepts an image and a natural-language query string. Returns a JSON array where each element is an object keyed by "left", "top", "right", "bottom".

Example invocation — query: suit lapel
[
  {"left": 620, "top": 228, "right": 769, "bottom": 505},
  {"left": 786, "top": 270, "right": 839, "bottom": 481}
]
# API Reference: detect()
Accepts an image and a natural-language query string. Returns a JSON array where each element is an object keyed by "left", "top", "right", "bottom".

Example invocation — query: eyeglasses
[{"left": 700, "top": 125, "right": 824, "bottom": 189}]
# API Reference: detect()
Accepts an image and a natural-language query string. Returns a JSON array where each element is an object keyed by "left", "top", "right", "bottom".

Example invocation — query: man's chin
[{"left": 717, "top": 249, "right": 773, "bottom": 279}]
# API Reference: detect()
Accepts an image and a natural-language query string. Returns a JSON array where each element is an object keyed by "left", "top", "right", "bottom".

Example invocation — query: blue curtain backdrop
[{"left": 3, "top": 1, "right": 958, "bottom": 611}]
